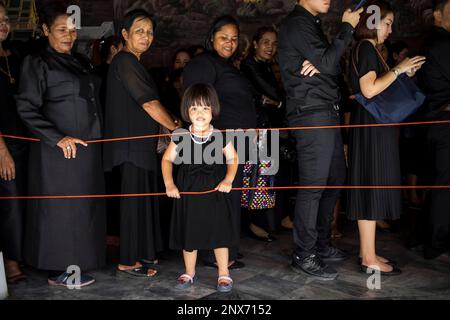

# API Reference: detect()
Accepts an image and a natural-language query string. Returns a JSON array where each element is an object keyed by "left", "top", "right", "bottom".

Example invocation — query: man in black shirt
[
  {"left": 278, "top": 0, "right": 361, "bottom": 280},
  {"left": 419, "top": 0, "right": 450, "bottom": 260}
]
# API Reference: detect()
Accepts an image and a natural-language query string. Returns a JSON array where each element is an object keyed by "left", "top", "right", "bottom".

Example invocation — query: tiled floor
[{"left": 6, "top": 220, "right": 450, "bottom": 300}]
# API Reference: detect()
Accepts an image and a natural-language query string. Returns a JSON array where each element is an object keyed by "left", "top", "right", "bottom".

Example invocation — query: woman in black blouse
[
  {"left": 183, "top": 15, "right": 257, "bottom": 269},
  {"left": 241, "top": 26, "right": 282, "bottom": 128},
  {"left": 240, "top": 26, "right": 282, "bottom": 242},
  {"left": 348, "top": 0, "right": 425, "bottom": 275},
  {"left": 0, "top": 1, "right": 28, "bottom": 283},
  {"left": 15, "top": 1, "right": 106, "bottom": 287},
  {"left": 104, "top": 9, "right": 179, "bottom": 277}
]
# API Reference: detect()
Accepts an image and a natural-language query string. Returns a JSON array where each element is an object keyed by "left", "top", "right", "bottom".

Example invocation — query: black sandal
[{"left": 116, "top": 266, "right": 157, "bottom": 278}]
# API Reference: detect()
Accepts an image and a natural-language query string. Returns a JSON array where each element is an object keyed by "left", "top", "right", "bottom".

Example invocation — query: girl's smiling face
[{"left": 189, "top": 103, "right": 213, "bottom": 131}]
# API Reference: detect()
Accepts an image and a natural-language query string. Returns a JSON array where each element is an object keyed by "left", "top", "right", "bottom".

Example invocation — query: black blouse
[
  {"left": 103, "top": 51, "right": 160, "bottom": 172},
  {"left": 350, "top": 41, "right": 385, "bottom": 94},
  {"left": 0, "top": 51, "right": 27, "bottom": 152},
  {"left": 183, "top": 52, "right": 256, "bottom": 130},
  {"left": 16, "top": 46, "right": 102, "bottom": 147},
  {"left": 240, "top": 57, "right": 281, "bottom": 102}
]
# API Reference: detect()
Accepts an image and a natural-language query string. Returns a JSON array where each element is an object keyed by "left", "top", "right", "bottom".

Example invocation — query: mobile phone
[{"left": 354, "top": 0, "right": 367, "bottom": 10}]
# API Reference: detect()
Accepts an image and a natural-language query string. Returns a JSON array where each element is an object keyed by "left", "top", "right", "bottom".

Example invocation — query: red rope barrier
[
  {"left": 1, "top": 119, "right": 450, "bottom": 144},
  {"left": 1, "top": 185, "right": 449, "bottom": 200}
]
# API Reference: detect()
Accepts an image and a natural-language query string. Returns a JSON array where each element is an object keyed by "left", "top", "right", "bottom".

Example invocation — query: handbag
[
  {"left": 352, "top": 40, "right": 425, "bottom": 124},
  {"left": 241, "top": 160, "right": 276, "bottom": 210}
]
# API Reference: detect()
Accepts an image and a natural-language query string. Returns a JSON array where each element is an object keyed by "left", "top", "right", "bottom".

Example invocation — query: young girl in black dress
[{"left": 162, "top": 83, "right": 239, "bottom": 292}]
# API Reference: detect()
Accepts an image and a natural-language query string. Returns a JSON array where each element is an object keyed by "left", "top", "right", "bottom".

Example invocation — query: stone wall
[{"left": 38, "top": 0, "right": 430, "bottom": 68}]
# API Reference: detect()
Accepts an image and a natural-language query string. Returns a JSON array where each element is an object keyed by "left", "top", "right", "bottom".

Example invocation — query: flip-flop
[{"left": 116, "top": 266, "right": 158, "bottom": 278}]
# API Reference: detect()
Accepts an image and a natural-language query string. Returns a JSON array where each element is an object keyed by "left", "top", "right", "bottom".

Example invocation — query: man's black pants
[{"left": 288, "top": 104, "right": 346, "bottom": 258}]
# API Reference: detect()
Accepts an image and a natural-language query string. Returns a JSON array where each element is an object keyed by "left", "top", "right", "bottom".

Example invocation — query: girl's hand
[
  {"left": 0, "top": 148, "right": 15, "bottom": 181},
  {"left": 215, "top": 179, "right": 233, "bottom": 193},
  {"left": 166, "top": 184, "right": 181, "bottom": 199}
]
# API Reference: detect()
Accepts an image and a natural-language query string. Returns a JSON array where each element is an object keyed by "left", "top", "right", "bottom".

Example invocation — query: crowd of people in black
[{"left": 0, "top": 0, "right": 449, "bottom": 291}]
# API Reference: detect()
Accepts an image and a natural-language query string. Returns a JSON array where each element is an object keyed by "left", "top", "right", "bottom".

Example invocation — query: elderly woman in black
[
  {"left": 15, "top": 1, "right": 105, "bottom": 287},
  {"left": 104, "top": 9, "right": 179, "bottom": 277},
  {"left": 0, "top": 1, "right": 28, "bottom": 284},
  {"left": 183, "top": 15, "right": 257, "bottom": 269}
]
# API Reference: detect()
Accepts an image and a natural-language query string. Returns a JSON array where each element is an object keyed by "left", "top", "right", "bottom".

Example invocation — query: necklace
[
  {"left": 0, "top": 53, "right": 15, "bottom": 85},
  {"left": 189, "top": 125, "right": 213, "bottom": 145}
]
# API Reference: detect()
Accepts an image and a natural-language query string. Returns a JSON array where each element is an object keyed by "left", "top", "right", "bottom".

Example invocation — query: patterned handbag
[{"left": 241, "top": 160, "right": 276, "bottom": 210}]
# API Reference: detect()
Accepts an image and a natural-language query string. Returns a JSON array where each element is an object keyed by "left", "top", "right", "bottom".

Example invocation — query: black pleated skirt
[
  {"left": 119, "top": 162, "right": 163, "bottom": 265},
  {"left": 347, "top": 105, "right": 402, "bottom": 221}
]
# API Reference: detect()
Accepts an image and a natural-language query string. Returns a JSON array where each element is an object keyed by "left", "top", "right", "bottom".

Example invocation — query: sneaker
[
  {"left": 291, "top": 253, "right": 338, "bottom": 281},
  {"left": 317, "top": 246, "right": 348, "bottom": 262},
  {"left": 48, "top": 272, "right": 95, "bottom": 288}
]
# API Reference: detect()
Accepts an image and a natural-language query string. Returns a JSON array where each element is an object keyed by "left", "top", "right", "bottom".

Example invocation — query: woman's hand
[
  {"left": 57, "top": 136, "right": 88, "bottom": 159},
  {"left": 215, "top": 179, "right": 233, "bottom": 193},
  {"left": 173, "top": 117, "right": 183, "bottom": 130},
  {"left": 166, "top": 183, "right": 181, "bottom": 199},
  {"left": 396, "top": 56, "right": 426, "bottom": 75},
  {"left": 301, "top": 60, "right": 321, "bottom": 77},
  {"left": 0, "top": 148, "right": 15, "bottom": 181}
]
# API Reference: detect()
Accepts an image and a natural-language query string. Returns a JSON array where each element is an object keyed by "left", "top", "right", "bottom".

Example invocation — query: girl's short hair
[
  {"left": 204, "top": 15, "right": 240, "bottom": 53},
  {"left": 121, "top": 9, "right": 155, "bottom": 34},
  {"left": 180, "top": 83, "right": 221, "bottom": 123},
  {"left": 354, "top": 0, "right": 394, "bottom": 41}
]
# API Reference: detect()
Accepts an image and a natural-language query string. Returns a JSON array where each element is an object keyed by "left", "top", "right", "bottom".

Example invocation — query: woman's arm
[
  {"left": 359, "top": 56, "right": 426, "bottom": 99},
  {"left": 161, "top": 141, "right": 180, "bottom": 198},
  {"left": 216, "top": 142, "right": 239, "bottom": 193},
  {"left": 15, "top": 56, "right": 65, "bottom": 147},
  {"left": 143, "top": 100, "right": 179, "bottom": 131}
]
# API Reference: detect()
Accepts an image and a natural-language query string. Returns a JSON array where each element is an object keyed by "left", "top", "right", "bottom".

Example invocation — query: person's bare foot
[
  {"left": 118, "top": 262, "right": 157, "bottom": 277},
  {"left": 376, "top": 220, "right": 391, "bottom": 231},
  {"left": 249, "top": 223, "right": 269, "bottom": 237},
  {"left": 359, "top": 254, "right": 390, "bottom": 264},
  {"left": 281, "top": 216, "right": 294, "bottom": 229},
  {"left": 5, "top": 259, "right": 26, "bottom": 283},
  {"left": 118, "top": 262, "right": 143, "bottom": 271},
  {"left": 362, "top": 259, "right": 394, "bottom": 273}
]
